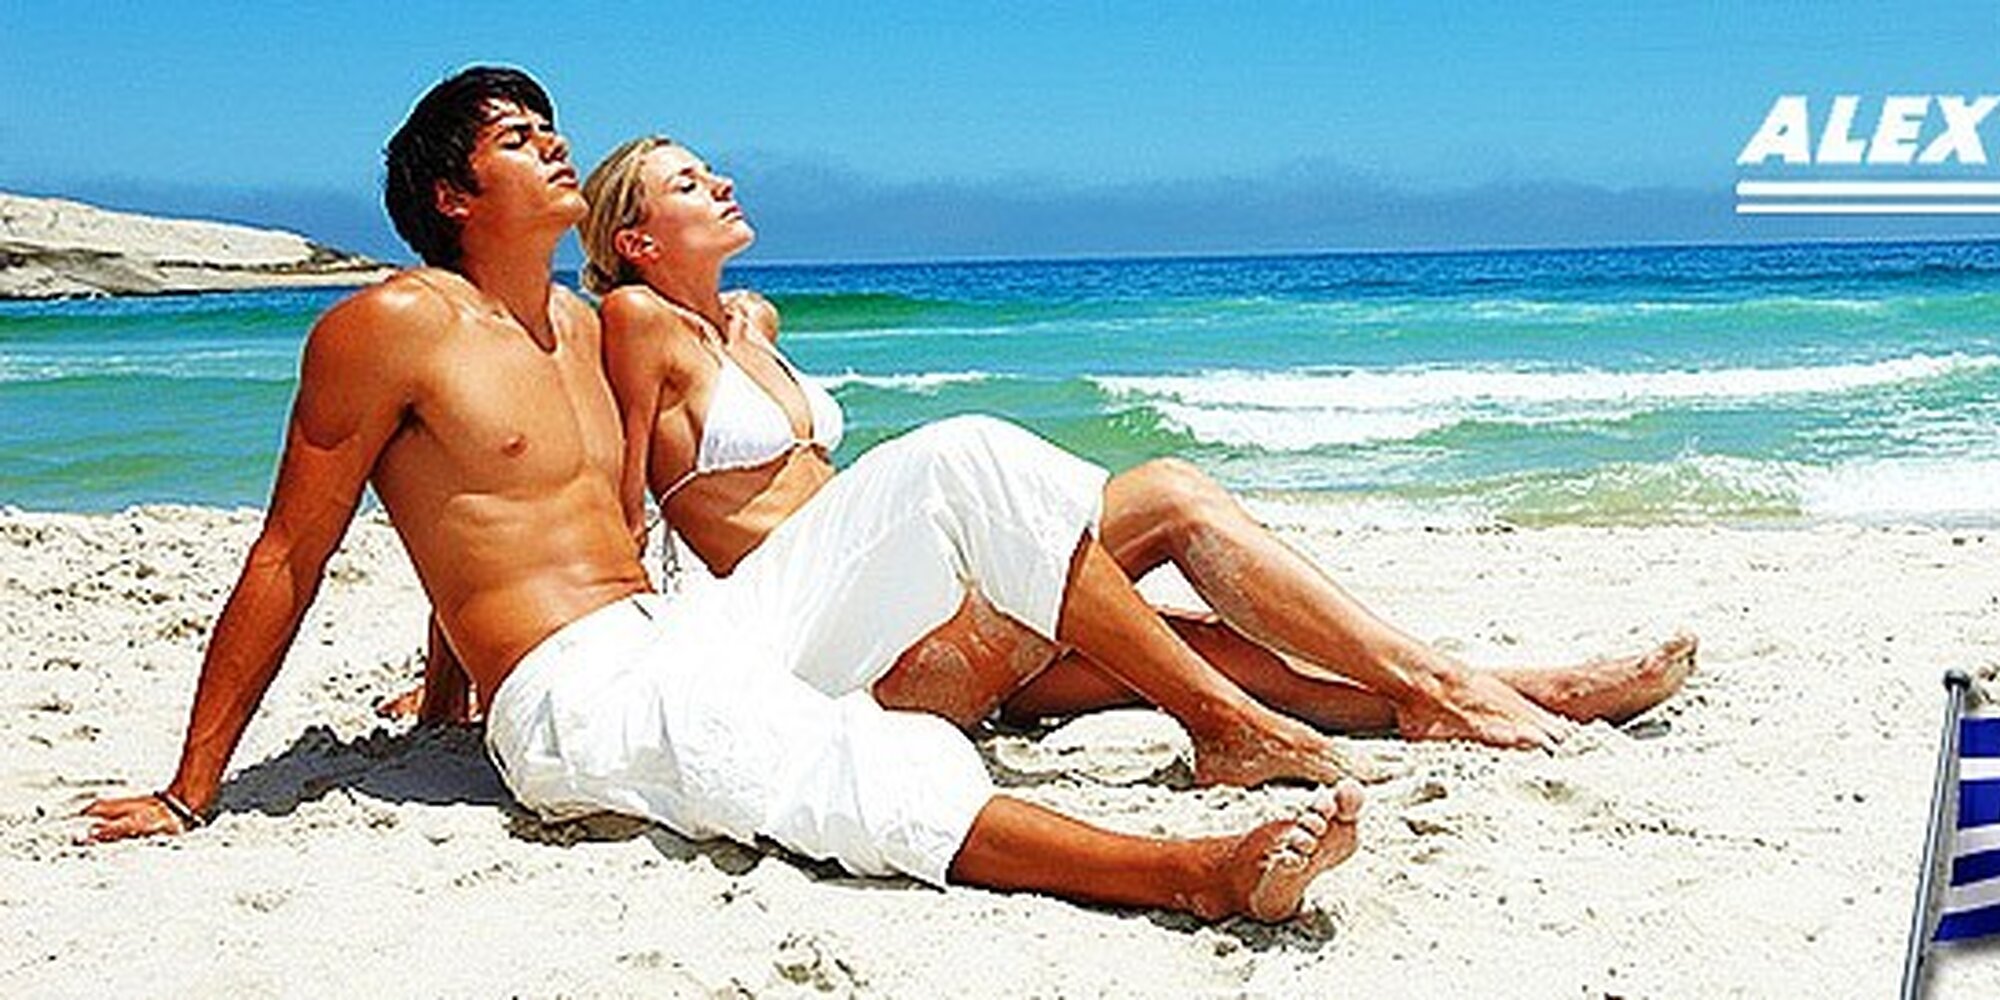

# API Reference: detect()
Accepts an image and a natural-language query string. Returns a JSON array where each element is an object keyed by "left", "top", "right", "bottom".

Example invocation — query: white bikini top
[{"left": 658, "top": 297, "right": 844, "bottom": 500}]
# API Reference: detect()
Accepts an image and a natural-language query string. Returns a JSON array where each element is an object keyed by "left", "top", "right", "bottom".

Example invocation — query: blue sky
[{"left": 6, "top": 2, "right": 2000, "bottom": 262}]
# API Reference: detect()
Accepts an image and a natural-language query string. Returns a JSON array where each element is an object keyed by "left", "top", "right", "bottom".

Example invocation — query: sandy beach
[{"left": 4, "top": 501, "right": 1998, "bottom": 997}]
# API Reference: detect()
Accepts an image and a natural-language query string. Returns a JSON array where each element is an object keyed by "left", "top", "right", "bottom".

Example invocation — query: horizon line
[{"left": 732, "top": 232, "right": 2000, "bottom": 270}]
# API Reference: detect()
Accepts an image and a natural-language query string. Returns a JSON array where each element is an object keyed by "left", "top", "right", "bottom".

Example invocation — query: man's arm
[{"left": 83, "top": 286, "right": 427, "bottom": 841}]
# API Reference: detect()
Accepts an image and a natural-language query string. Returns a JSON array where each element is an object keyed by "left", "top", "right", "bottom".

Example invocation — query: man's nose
[{"left": 543, "top": 131, "right": 571, "bottom": 161}]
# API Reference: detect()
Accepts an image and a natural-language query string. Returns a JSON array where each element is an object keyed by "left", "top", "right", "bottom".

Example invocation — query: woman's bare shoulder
[
  {"left": 602, "top": 287, "right": 711, "bottom": 345},
  {"left": 724, "top": 289, "right": 781, "bottom": 344},
  {"left": 599, "top": 287, "right": 712, "bottom": 379}
]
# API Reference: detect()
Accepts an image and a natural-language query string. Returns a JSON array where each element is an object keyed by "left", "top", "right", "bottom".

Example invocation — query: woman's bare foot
[
  {"left": 1497, "top": 633, "right": 1697, "bottom": 724},
  {"left": 1196, "top": 781, "right": 1364, "bottom": 921},
  {"left": 372, "top": 680, "right": 480, "bottom": 725},
  {"left": 374, "top": 683, "right": 426, "bottom": 721},
  {"left": 1394, "top": 665, "right": 1576, "bottom": 750},
  {"left": 1192, "top": 711, "right": 1395, "bottom": 786}
]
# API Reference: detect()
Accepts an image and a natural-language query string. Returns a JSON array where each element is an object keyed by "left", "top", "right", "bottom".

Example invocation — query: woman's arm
[{"left": 599, "top": 289, "right": 703, "bottom": 551}]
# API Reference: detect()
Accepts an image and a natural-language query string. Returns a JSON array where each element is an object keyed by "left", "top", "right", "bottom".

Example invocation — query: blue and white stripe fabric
[{"left": 1937, "top": 707, "right": 2000, "bottom": 941}]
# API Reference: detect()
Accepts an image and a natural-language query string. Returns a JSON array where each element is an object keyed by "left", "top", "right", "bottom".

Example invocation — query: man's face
[{"left": 452, "top": 100, "right": 585, "bottom": 232}]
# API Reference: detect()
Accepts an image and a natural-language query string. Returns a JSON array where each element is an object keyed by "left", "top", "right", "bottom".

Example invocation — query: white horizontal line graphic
[
  {"left": 1736, "top": 181, "right": 2000, "bottom": 198},
  {"left": 1736, "top": 202, "right": 2000, "bottom": 215}
]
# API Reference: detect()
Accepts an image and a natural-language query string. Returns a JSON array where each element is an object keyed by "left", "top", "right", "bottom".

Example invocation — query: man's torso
[{"left": 367, "top": 271, "right": 649, "bottom": 693}]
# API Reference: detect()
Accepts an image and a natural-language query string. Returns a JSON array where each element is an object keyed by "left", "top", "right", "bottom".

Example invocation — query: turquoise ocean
[{"left": 5, "top": 240, "right": 2000, "bottom": 526}]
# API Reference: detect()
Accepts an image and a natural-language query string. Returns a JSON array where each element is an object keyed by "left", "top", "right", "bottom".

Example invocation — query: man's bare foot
[
  {"left": 1498, "top": 633, "right": 1697, "bottom": 725},
  {"left": 1197, "top": 781, "right": 1364, "bottom": 921},
  {"left": 1192, "top": 712, "right": 1395, "bottom": 786},
  {"left": 1395, "top": 664, "right": 1575, "bottom": 750}
]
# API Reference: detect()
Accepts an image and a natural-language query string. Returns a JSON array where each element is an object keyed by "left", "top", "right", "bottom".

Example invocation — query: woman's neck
[{"left": 641, "top": 261, "right": 729, "bottom": 339}]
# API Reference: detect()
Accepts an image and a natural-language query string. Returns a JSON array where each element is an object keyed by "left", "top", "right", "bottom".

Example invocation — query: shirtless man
[{"left": 80, "top": 67, "right": 1361, "bottom": 922}]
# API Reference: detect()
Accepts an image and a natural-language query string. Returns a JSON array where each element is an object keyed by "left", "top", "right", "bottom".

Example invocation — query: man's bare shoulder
[
  {"left": 552, "top": 283, "right": 600, "bottom": 324},
  {"left": 292, "top": 270, "right": 479, "bottom": 406},
  {"left": 312, "top": 269, "right": 463, "bottom": 347}
]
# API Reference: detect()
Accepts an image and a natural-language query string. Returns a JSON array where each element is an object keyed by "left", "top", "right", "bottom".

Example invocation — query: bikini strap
[{"left": 648, "top": 289, "right": 731, "bottom": 358}]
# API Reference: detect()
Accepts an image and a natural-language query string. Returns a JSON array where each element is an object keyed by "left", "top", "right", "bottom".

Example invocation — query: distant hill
[{"left": 0, "top": 192, "right": 395, "bottom": 299}]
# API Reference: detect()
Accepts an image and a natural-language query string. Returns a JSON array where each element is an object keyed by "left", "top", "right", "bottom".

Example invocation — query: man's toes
[
  {"left": 1295, "top": 809, "right": 1331, "bottom": 838},
  {"left": 1279, "top": 827, "right": 1317, "bottom": 856},
  {"left": 1331, "top": 779, "right": 1364, "bottom": 822}
]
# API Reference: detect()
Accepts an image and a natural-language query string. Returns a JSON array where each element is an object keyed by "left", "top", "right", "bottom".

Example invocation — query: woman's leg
[
  {"left": 827, "top": 416, "right": 1381, "bottom": 783},
  {"left": 1005, "top": 609, "right": 1695, "bottom": 732},
  {"left": 1091, "top": 459, "right": 1694, "bottom": 748},
  {"left": 1047, "top": 535, "right": 1383, "bottom": 786},
  {"left": 880, "top": 590, "right": 1690, "bottom": 736},
  {"left": 1003, "top": 609, "right": 1396, "bottom": 731}
]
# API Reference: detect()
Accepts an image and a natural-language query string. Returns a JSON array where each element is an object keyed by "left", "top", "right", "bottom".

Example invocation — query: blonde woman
[{"left": 577, "top": 135, "right": 1693, "bottom": 754}]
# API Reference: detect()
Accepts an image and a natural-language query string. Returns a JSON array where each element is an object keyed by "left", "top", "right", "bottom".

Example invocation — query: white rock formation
[{"left": 0, "top": 191, "right": 395, "bottom": 298}]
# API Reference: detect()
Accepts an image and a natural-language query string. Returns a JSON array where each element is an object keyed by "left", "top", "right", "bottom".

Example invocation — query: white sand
[{"left": 4, "top": 503, "right": 1998, "bottom": 998}]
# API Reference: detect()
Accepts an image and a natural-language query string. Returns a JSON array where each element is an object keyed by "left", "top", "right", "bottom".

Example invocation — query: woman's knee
[
  {"left": 899, "top": 415, "right": 1067, "bottom": 484},
  {"left": 1108, "top": 458, "right": 1238, "bottom": 550},
  {"left": 1145, "top": 455, "right": 1233, "bottom": 512},
  {"left": 897, "top": 414, "right": 1010, "bottom": 462}
]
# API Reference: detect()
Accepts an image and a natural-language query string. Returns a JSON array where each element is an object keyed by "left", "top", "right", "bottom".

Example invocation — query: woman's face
[{"left": 626, "top": 144, "right": 754, "bottom": 267}]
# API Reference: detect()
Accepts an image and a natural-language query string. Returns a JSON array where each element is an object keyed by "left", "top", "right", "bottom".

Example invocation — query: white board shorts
[{"left": 486, "top": 416, "right": 1108, "bottom": 885}]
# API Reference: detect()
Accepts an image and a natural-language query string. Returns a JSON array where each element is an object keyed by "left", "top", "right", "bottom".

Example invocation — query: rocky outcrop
[{"left": 0, "top": 192, "right": 396, "bottom": 299}]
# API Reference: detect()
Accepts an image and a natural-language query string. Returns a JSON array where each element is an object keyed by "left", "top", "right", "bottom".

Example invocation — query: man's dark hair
[{"left": 384, "top": 66, "right": 555, "bottom": 269}]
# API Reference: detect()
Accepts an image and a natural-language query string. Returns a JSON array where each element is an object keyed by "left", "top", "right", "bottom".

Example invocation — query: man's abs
[{"left": 387, "top": 473, "right": 652, "bottom": 694}]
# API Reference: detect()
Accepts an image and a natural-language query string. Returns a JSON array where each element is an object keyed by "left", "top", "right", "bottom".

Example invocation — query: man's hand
[{"left": 79, "top": 794, "right": 190, "bottom": 844}]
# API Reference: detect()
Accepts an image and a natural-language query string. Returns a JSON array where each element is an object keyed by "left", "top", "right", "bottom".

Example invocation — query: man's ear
[{"left": 434, "top": 181, "right": 472, "bottom": 221}]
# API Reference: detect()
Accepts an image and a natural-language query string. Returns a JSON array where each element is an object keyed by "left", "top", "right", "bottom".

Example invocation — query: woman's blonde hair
[{"left": 579, "top": 135, "right": 675, "bottom": 295}]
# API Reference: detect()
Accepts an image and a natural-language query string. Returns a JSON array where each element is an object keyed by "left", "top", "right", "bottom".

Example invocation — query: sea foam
[{"left": 1095, "top": 353, "right": 1996, "bottom": 450}]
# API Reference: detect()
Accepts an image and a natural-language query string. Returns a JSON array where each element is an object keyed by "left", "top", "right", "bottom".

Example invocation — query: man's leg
[
  {"left": 950, "top": 782, "right": 1363, "bottom": 921},
  {"left": 489, "top": 595, "right": 1364, "bottom": 922},
  {"left": 1090, "top": 458, "right": 1694, "bottom": 748}
]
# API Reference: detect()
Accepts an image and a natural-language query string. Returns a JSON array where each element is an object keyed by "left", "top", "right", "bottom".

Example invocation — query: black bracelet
[{"left": 153, "top": 790, "right": 206, "bottom": 830}]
